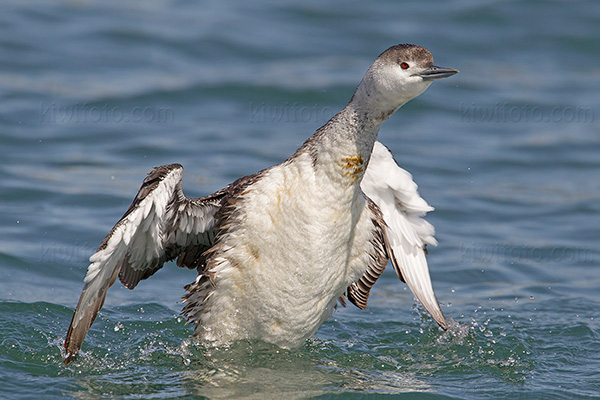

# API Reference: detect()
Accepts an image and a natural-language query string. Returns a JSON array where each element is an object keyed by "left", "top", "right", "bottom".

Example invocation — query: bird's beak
[{"left": 417, "top": 66, "right": 459, "bottom": 81}]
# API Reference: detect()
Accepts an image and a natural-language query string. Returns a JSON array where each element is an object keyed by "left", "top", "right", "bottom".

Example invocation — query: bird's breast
[{"left": 199, "top": 153, "right": 376, "bottom": 346}]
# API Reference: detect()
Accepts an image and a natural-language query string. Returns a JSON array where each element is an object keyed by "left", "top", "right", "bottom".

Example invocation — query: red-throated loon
[{"left": 64, "top": 44, "right": 458, "bottom": 363}]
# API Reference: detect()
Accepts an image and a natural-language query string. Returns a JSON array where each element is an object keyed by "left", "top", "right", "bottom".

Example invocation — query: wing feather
[
  {"left": 346, "top": 199, "right": 388, "bottom": 310},
  {"left": 359, "top": 141, "right": 447, "bottom": 328},
  {"left": 64, "top": 164, "right": 225, "bottom": 363}
]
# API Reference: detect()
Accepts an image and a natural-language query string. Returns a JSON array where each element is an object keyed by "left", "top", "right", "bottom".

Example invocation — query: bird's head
[{"left": 352, "top": 44, "right": 458, "bottom": 114}]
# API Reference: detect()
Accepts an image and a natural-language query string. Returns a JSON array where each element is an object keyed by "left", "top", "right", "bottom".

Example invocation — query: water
[{"left": 1, "top": 1, "right": 599, "bottom": 399}]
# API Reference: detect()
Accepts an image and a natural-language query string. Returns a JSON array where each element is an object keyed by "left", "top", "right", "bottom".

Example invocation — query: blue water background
[{"left": 1, "top": 1, "right": 599, "bottom": 399}]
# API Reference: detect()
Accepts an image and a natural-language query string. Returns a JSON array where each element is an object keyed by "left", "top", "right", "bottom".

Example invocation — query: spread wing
[
  {"left": 351, "top": 141, "right": 447, "bottom": 329},
  {"left": 64, "top": 164, "right": 226, "bottom": 363}
]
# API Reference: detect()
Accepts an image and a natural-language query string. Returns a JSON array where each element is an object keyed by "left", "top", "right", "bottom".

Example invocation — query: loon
[{"left": 64, "top": 44, "right": 458, "bottom": 363}]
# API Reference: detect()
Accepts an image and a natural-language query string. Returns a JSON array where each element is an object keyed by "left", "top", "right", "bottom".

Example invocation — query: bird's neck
[{"left": 296, "top": 96, "right": 405, "bottom": 186}]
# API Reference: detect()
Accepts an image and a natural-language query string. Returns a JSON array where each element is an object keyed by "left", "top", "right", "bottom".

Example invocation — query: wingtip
[
  {"left": 426, "top": 301, "right": 448, "bottom": 331},
  {"left": 64, "top": 353, "right": 76, "bottom": 365},
  {"left": 63, "top": 336, "right": 80, "bottom": 365},
  {"left": 437, "top": 316, "right": 449, "bottom": 331}
]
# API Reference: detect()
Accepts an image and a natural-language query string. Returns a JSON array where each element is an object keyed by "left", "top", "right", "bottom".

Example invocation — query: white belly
[{"left": 197, "top": 153, "right": 376, "bottom": 347}]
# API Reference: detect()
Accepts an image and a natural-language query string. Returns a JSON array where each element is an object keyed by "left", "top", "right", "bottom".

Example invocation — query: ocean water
[{"left": 1, "top": 0, "right": 599, "bottom": 399}]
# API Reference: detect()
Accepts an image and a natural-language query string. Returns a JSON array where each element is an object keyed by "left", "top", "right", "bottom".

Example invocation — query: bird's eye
[{"left": 400, "top": 62, "right": 409, "bottom": 70}]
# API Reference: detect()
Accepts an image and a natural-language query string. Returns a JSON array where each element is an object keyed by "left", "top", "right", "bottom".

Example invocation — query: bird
[{"left": 64, "top": 44, "right": 458, "bottom": 363}]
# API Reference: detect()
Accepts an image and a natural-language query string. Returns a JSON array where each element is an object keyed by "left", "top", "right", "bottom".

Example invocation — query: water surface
[{"left": 1, "top": 1, "right": 599, "bottom": 399}]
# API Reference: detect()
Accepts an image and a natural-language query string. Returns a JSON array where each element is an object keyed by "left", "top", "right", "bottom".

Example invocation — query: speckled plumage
[{"left": 64, "top": 44, "right": 457, "bottom": 363}]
